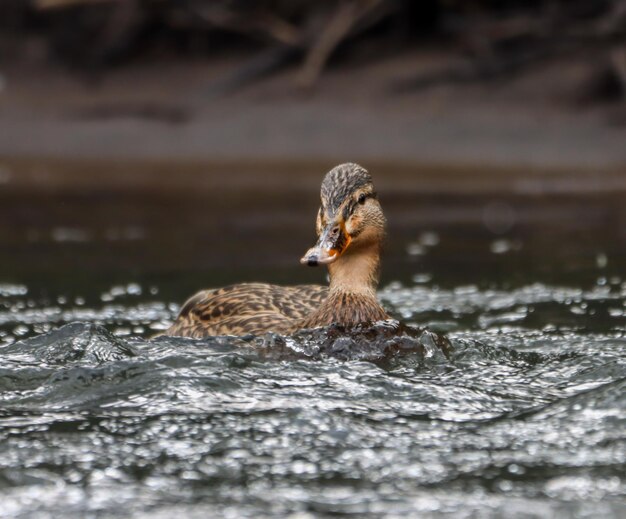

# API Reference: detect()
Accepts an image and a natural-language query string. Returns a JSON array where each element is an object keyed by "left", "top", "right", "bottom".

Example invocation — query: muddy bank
[{"left": 0, "top": 52, "right": 624, "bottom": 170}]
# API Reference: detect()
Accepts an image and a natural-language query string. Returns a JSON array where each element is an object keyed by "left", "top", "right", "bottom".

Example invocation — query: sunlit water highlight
[{"left": 0, "top": 279, "right": 624, "bottom": 518}]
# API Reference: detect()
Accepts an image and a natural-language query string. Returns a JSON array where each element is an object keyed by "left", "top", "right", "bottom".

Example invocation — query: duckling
[{"left": 164, "top": 163, "right": 389, "bottom": 337}]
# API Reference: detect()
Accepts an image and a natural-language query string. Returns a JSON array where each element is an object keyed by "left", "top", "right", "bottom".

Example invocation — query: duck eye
[{"left": 357, "top": 193, "right": 367, "bottom": 205}]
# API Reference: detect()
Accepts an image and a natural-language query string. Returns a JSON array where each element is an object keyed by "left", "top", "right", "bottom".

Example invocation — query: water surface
[{"left": 0, "top": 161, "right": 624, "bottom": 518}]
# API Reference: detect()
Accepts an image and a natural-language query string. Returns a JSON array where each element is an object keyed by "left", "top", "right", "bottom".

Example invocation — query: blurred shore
[
  {"left": 0, "top": 45, "right": 625, "bottom": 291},
  {"left": 1, "top": 50, "right": 625, "bottom": 173}
]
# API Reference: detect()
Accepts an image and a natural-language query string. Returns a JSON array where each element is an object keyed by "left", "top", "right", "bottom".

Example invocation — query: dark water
[{"left": 0, "top": 162, "right": 625, "bottom": 518}]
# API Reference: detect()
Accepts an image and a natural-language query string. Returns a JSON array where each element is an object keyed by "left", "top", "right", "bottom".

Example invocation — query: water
[{"left": 0, "top": 161, "right": 625, "bottom": 517}]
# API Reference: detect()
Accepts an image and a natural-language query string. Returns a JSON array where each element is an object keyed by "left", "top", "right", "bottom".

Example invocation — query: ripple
[
  {"left": 380, "top": 282, "right": 626, "bottom": 332},
  {"left": 0, "top": 284, "right": 624, "bottom": 518}
]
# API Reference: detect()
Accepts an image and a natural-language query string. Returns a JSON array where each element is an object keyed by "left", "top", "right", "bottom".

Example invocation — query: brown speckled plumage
[
  {"left": 165, "top": 283, "right": 328, "bottom": 337},
  {"left": 164, "top": 163, "right": 389, "bottom": 338}
]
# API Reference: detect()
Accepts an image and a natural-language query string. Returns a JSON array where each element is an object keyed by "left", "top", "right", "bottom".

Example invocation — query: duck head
[{"left": 301, "top": 163, "right": 385, "bottom": 267}]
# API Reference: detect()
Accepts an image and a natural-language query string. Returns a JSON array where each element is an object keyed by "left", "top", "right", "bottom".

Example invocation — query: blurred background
[{"left": 0, "top": 0, "right": 625, "bottom": 306}]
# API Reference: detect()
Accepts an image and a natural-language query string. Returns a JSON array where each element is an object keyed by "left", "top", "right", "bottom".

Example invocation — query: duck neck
[
  {"left": 327, "top": 242, "right": 380, "bottom": 298},
  {"left": 298, "top": 241, "right": 387, "bottom": 329}
]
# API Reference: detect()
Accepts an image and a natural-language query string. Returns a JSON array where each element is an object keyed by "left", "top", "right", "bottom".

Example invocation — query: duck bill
[{"left": 300, "top": 222, "right": 352, "bottom": 267}]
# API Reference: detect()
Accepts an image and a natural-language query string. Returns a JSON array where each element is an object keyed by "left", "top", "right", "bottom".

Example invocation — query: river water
[{"left": 0, "top": 162, "right": 624, "bottom": 518}]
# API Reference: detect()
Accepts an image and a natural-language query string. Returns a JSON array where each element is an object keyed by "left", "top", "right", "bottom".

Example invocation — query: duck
[{"left": 164, "top": 163, "right": 389, "bottom": 337}]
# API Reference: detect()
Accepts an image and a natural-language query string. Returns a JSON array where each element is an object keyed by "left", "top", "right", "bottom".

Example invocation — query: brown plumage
[
  {"left": 163, "top": 163, "right": 389, "bottom": 338},
  {"left": 165, "top": 283, "right": 328, "bottom": 337}
]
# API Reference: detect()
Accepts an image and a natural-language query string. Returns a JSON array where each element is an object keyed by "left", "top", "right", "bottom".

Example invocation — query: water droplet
[
  {"left": 508, "top": 463, "right": 525, "bottom": 475},
  {"left": 127, "top": 283, "right": 142, "bottom": 296},
  {"left": 497, "top": 480, "right": 514, "bottom": 491},
  {"left": 491, "top": 240, "right": 508, "bottom": 254},
  {"left": 12, "top": 325, "right": 29, "bottom": 337},
  {"left": 483, "top": 201, "right": 516, "bottom": 234},
  {"left": 407, "top": 243, "right": 427, "bottom": 256},
  {"left": 0, "top": 284, "right": 28, "bottom": 296},
  {"left": 419, "top": 231, "right": 440, "bottom": 247},
  {"left": 51, "top": 227, "right": 92, "bottom": 243},
  {"left": 412, "top": 273, "right": 432, "bottom": 284}
]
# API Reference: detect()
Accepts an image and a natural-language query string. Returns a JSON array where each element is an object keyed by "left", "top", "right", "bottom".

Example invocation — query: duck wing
[{"left": 164, "top": 283, "right": 328, "bottom": 337}]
